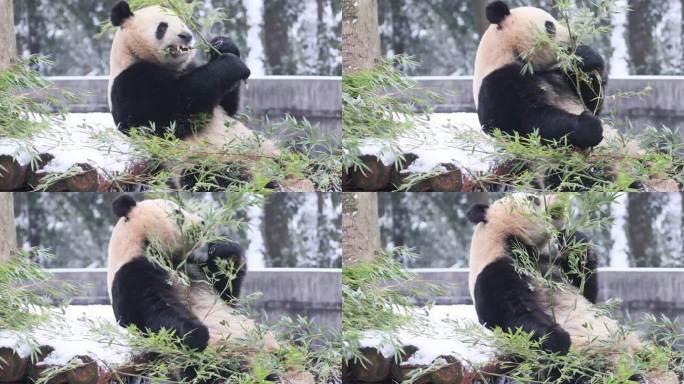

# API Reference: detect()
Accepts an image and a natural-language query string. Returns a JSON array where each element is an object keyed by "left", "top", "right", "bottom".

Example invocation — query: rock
[
  {"left": 0, "top": 156, "right": 28, "bottom": 191},
  {"left": 347, "top": 347, "right": 392, "bottom": 383},
  {"left": 430, "top": 355, "right": 463, "bottom": 384},
  {"left": 0, "top": 347, "right": 28, "bottom": 382},
  {"left": 349, "top": 155, "right": 391, "bottom": 191},
  {"left": 64, "top": 356, "right": 98, "bottom": 384}
]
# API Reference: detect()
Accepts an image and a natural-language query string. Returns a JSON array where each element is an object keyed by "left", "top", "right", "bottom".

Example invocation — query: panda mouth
[{"left": 166, "top": 45, "right": 193, "bottom": 57}]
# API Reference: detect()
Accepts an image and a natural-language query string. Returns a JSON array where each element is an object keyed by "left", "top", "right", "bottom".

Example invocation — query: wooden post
[
  {"left": 342, "top": 192, "right": 382, "bottom": 264},
  {"left": 0, "top": 193, "right": 17, "bottom": 261},
  {"left": 342, "top": 0, "right": 381, "bottom": 73},
  {"left": 0, "top": 0, "right": 16, "bottom": 70}
]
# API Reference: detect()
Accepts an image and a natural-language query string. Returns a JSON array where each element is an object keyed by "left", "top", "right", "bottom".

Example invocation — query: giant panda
[
  {"left": 473, "top": 1, "right": 606, "bottom": 149},
  {"left": 106, "top": 195, "right": 279, "bottom": 364},
  {"left": 107, "top": 1, "right": 278, "bottom": 168},
  {"left": 464, "top": 193, "right": 671, "bottom": 382}
]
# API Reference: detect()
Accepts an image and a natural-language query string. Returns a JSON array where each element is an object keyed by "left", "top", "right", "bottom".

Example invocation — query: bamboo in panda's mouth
[{"left": 165, "top": 45, "right": 193, "bottom": 57}]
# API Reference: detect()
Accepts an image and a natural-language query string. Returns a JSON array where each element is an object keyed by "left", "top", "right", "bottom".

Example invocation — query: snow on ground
[
  {"left": 0, "top": 305, "right": 131, "bottom": 366},
  {"left": 358, "top": 113, "right": 494, "bottom": 174},
  {"left": 359, "top": 305, "right": 494, "bottom": 367},
  {"left": 0, "top": 113, "right": 135, "bottom": 173}
]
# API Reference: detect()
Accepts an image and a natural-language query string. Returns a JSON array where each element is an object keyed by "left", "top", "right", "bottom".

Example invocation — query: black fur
[
  {"left": 112, "top": 194, "right": 137, "bottom": 218},
  {"left": 155, "top": 22, "right": 168, "bottom": 40},
  {"left": 209, "top": 36, "right": 242, "bottom": 116},
  {"left": 567, "top": 44, "right": 607, "bottom": 114},
  {"left": 111, "top": 257, "right": 210, "bottom": 351},
  {"left": 206, "top": 241, "right": 247, "bottom": 303},
  {"left": 486, "top": 1, "right": 510, "bottom": 25},
  {"left": 558, "top": 230, "right": 598, "bottom": 303},
  {"left": 111, "top": 1, "right": 133, "bottom": 27},
  {"left": 473, "top": 239, "right": 571, "bottom": 354},
  {"left": 466, "top": 203, "right": 489, "bottom": 224},
  {"left": 478, "top": 62, "right": 603, "bottom": 149},
  {"left": 110, "top": 52, "right": 249, "bottom": 137}
]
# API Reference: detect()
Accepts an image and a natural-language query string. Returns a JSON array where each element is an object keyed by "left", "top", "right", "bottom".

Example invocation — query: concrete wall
[
  {"left": 409, "top": 268, "right": 684, "bottom": 321},
  {"left": 414, "top": 76, "right": 684, "bottom": 135},
  {"left": 49, "top": 268, "right": 342, "bottom": 329},
  {"left": 47, "top": 76, "right": 342, "bottom": 139}
]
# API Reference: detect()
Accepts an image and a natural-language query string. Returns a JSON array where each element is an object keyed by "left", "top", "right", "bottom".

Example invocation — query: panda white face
[
  {"left": 111, "top": 3, "right": 195, "bottom": 72},
  {"left": 504, "top": 7, "right": 570, "bottom": 69}
]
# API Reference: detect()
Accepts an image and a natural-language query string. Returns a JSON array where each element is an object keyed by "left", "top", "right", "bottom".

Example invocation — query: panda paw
[
  {"left": 628, "top": 374, "right": 645, "bottom": 383},
  {"left": 208, "top": 241, "right": 245, "bottom": 264},
  {"left": 215, "top": 53, "right": 251, "bottom": 82},
  {"left": 209, "top": 36, "right": 240, "bottom": 59},
  {"left": 572, "top": 112, "right": 603, "bottom": 149},
  {"left": 181, "top": 320, "right": 210, "bottom": 351},
  {"left": 541, "top": 326, "right": 571, "bottom": 354},
  {"left": 575, "top": 45, "right": 605, "bottom": 73}
]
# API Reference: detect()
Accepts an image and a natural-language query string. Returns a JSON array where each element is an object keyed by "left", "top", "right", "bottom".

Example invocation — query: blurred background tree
[
  {"left": 12, "top": 0, "right": 341, "bottom": 76},
  {"left": 376, "top": 0, "right": 682, "bottom": 76},
  {"left": 13, "top": 193, "right": 341, "bottom": 269},
  {"left": 377, "top": 193, "right": 684, "bottom": 268}
]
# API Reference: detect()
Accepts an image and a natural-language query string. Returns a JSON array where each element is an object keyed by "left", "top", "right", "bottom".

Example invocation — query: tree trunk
[
  {"left": 262, "top": 194, "right": 291, "bottom": 267},
  {"left": 342, "top": 192, "right": 381, "bottom": 264},
  {"left": 626, "top": 0, "right": 659, "bottom": 74},
  {"left": 626, "top": 193, "right": 659, "bottom": 267},
  {"left": 470, "top": 0, "right": 489, "bottom": 37},
  {"left": 0, "top": 0, "right": 16, "bottom": 70},
  {"left": 342, "top": 0, "right": 381, "bottom": 73},
  {"left": 263, "top": 0, "right": 290, "bottom": 75},
  {"left": 0, "top": 193, "right": 17, "bottom": 261}
]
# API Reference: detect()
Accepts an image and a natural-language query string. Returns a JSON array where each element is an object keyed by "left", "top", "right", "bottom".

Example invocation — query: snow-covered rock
[
  {"left": 0, "top": 305, "right": 130, "bottom": 366},
  {"left": 346, "top": 305, "right": 499, "bottom": 383},
  {"left": 0, "top": 113, "right": 144, "bottom": 191},
  {"left": 346, "top": 113, "right": 503, "bottom": 192}
]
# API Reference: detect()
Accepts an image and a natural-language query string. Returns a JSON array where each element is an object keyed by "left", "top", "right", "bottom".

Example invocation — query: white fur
[{"left": 106, "top": 198, "right": 278, "bottom": 352}]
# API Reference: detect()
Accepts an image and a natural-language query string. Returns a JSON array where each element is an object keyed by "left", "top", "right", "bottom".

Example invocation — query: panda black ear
[
  {"left": 111, "top": 1, "right": 134, "bottom": 27},
  {"left": 486, "top": 1, "right": 510, "bottom": 25},
  {"left": 466, "top": 203, "right": 489, "bottom": 224},
  {"left": 112, "top": 195, "right": 136, "bottom": 219}
]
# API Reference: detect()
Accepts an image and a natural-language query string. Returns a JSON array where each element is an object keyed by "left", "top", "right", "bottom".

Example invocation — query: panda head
[
  {"left": 109, "top": 195, "right": 204, "bottom": 261},
  {"left": 473, "top": 1, "right": 570, "bottom": 100},
  {"left": 467, "top": 193, "right": 564, "bottom": 248},
  {"left": 110, "top": 1, "right": 195, "bottom": 74}
]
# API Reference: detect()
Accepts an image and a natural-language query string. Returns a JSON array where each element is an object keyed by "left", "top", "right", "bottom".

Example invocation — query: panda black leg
[
  {"left": 473, "top": 257, "right": 571, "bottom": 354},
  {"left": 111, "top": 257, "right": 210, "bottom": 351},
  {"left": 206, "top": 241, "right": 247, "bottom": 304}
]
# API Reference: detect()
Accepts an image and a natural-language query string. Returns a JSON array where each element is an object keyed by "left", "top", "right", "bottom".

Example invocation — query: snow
[
  {"left": 245, "top": 0, "right": 265, "bottom": 76},
  {"left": 609, "top": 0, "right": 629, "bottom": 77},
  {"left": 359, "top": 305, "right": 494, "bottom": 367},
  {"left": 0, "top": 305, "right": 131, "bottom": 367},
  {"left": 246, "top": 204, "right": 265, "bottom": 269},
  {"left": 358, "top": 113, "right": 494, "bottom": 174},
  {"left": 609, "top": 194, "right": 629, "bottom": 268},
  {"left": 0, "top": 113, "right": 136, "bottom": 174}
]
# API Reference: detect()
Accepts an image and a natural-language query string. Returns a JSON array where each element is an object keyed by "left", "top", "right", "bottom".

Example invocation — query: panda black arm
[
  {"left": 111, "top": 62, "right": 210, "bottom": 139},
  {"left": 478, "top": 63, "right": 603, "bottom": 149},
  {"left": 558, "top": 230, "right": 599, "bottom": 304},
  {"left": 175, "top": 53, "right": 250, "bottom": 114},
  {"left": 208, "top": 36, "right": 243, "bottom": 116},
  {"left": 111, "top": 257, "right": 210, "bottom": 351},
  {"left": 205, "top": 241, "right": 247, "bottom": 304},
  {"left": 474, "top": 256, "right": 571, "bottom": 354}
]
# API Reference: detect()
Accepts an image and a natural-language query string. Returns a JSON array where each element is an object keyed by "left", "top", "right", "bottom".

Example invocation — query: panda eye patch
[
  {"left": 527, "top": 196, "right": 541, "bottom": 206},
  {"left": 545, "top": 21, "right": 556, "bottom": 36},
  {"left": 156, "top": 22, "right": 168, "bottom": 40}
]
